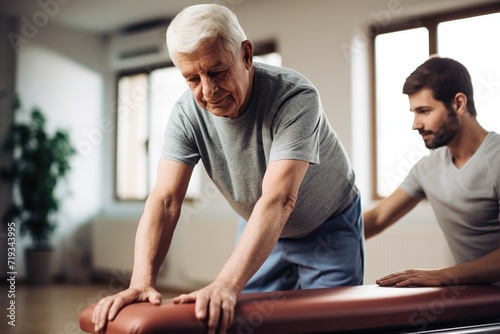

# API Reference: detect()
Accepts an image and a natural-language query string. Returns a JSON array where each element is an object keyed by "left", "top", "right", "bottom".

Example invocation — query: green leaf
[{"left": 1, "top": 98, "right": 76, "bottom": 248}]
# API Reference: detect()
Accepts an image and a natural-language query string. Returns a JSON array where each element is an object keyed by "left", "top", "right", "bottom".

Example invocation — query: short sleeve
[
  {"left": 269, "top": 87, "right": 320, "bottom": 164},
  {"left": 161, "top": 104, "right": 200, "bottom": 166},
  {"left": 400, "top": 161, "right": 426, "bottom": 199}
]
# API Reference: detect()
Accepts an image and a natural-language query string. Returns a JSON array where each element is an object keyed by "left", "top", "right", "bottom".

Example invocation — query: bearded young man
[{"left": 364, "top": 56, "right": 500, "bottom": 287}]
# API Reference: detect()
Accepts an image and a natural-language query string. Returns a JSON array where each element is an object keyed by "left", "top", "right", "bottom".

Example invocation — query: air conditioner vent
[
  {"left": 119, "top": 46, "right": 161, "bottom": 60},
  {"left": 109, "top": 22, "right": 170, "bottom": 70},
  {"left": 120, "top": 18, "right": 170, "bottom": 34}
]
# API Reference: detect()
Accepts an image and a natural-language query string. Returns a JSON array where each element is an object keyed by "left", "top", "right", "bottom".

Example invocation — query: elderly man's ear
[{"left": 242, "top": 40, "right": 253, "bottom": 67}]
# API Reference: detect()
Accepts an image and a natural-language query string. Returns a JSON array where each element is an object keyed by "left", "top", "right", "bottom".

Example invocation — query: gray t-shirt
[
  {"left": 401, "top": 132, "right": 500, "bottom": 265},
  {"left": 162, "top": 62, "right": 357, "bottom": 238}
]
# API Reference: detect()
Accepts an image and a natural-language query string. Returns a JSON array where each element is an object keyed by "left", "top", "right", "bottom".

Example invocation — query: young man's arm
[
  {"left": 363, "top": 187, "right": 421, "bottom": 239},
  {"left": 376, "top": 237, "right": 500, "bottom": 287},
  {"left": 92, "top": 159, "right": 194, "bottom": 333},
  {"left": 173, "top": 159, "right": 309, "bottom": 334},
  {"left": 366, "top": 188, "right": 500, "bottom": 286}
]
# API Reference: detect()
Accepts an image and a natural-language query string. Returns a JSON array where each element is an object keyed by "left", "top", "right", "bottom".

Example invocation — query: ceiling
[
  {"left": 0, "top": 0, "right": 255, "bottom": 34},
  {"left": 3, "top": 0, "right": 498, "bottom": 36}
]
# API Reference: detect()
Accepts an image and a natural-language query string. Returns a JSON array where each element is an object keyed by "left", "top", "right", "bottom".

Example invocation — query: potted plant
[{"left": 1, "top": 97, "right": 76, "bottom": 285}]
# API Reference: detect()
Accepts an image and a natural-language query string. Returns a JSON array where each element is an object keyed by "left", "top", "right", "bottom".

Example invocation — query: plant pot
[{"left": 25, "top": 248, "right": 53, "bottom": 285}]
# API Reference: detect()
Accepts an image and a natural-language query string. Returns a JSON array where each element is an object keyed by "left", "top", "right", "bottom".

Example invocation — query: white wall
[{"left": 14, "top": 23, "right": 106, "bottom": 280}]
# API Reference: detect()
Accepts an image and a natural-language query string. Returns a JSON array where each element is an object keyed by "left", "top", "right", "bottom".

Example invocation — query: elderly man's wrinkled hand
[
  {"left": 173, "top": 280, "right": 240, "bottom": 334},
  {"left": 92, "top": 286, "right": 162, "bottom": 333}
]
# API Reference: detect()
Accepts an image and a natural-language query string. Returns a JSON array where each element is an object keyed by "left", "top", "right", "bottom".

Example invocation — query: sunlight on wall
[{"left": 350, "top": 32, "right": 372, "bottom": 205}]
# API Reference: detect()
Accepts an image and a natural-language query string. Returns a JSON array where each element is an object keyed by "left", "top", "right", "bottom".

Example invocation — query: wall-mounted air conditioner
[{"left": 109, "top": 20, "right": 171, "bottom": 71}]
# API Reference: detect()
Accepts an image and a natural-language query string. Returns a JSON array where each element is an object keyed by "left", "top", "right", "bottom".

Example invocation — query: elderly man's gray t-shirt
[
  {"left": 401, "top": 132, "right": 500, "bottom": 265},
  {"left": 162, "top": 62, "right": 356, "bottom": 238}
]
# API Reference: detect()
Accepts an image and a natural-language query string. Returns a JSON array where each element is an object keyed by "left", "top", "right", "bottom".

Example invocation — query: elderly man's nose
[{"left": 202, "top": 77, "right": 217, "bottom": 98}]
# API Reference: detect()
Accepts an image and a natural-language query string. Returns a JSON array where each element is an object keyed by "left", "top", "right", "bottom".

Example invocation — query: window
[
  {"left": 116, "top": 67, "right": 187, "bottom": 200},
  {"left": 115, "top": 45, "right": 281, "bottom": 201},
  {"left": 372, "top": 4, "right": 500, "bottom": 198}
]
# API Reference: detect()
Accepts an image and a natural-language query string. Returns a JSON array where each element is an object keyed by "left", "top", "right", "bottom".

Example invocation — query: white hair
[{"left": 166, "top": 4, "right": 247, "bottom": 66}]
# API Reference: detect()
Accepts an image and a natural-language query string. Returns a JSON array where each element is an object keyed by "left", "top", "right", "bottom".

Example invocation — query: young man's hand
[{"left": 376, "top": 268, "right": 450, "bottom": 287}]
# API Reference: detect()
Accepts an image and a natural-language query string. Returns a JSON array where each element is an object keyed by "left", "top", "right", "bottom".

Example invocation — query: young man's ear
[{"left": 453, "top": 92, "right": 467, "bottom": 115}]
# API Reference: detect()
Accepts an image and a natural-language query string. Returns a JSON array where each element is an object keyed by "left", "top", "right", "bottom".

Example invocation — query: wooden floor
[{"left": 1, "top": 281, "right": 180, "bottom": 334}]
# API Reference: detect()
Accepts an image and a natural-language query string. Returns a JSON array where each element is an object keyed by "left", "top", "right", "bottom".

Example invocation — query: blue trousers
[{"left": 237, "top": 194, "right": 364, "bottom": 292}]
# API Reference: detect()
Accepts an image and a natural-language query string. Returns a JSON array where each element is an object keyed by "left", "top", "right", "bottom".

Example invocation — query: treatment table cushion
[{"left": 80, "top": 284, "right": 500, "bottom": 333}]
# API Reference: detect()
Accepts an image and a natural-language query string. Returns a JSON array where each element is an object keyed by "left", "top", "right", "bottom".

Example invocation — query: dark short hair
[{"left": 402, "top": 57, "right": 476, "bottom": 116}]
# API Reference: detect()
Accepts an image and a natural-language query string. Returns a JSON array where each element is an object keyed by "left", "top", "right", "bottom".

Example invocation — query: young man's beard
[{"left": 424, "top": 107, "right": 460, "bottom": 149}]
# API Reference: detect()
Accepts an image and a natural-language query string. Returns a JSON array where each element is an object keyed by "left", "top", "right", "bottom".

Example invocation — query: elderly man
[{"left": 93, "top": 4, "right": 363, "bottom": 334}]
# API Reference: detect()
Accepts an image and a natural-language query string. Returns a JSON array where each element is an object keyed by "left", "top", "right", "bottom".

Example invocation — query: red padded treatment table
[{"left": 80, "top": 284, "right": 500, "bottom": 333}]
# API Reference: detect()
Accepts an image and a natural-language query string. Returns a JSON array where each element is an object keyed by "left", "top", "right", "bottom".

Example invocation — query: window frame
[{"left": 369, "top": 2, "right": 500, "bottom": 200}]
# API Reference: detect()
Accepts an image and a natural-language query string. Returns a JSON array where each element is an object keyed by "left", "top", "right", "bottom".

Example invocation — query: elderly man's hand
[
  {"left": 173, "top": 279, "right": 240, "bottom": 334},
  {"left": 92, "top": 286, "right": 162, "bottom": 333}
]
